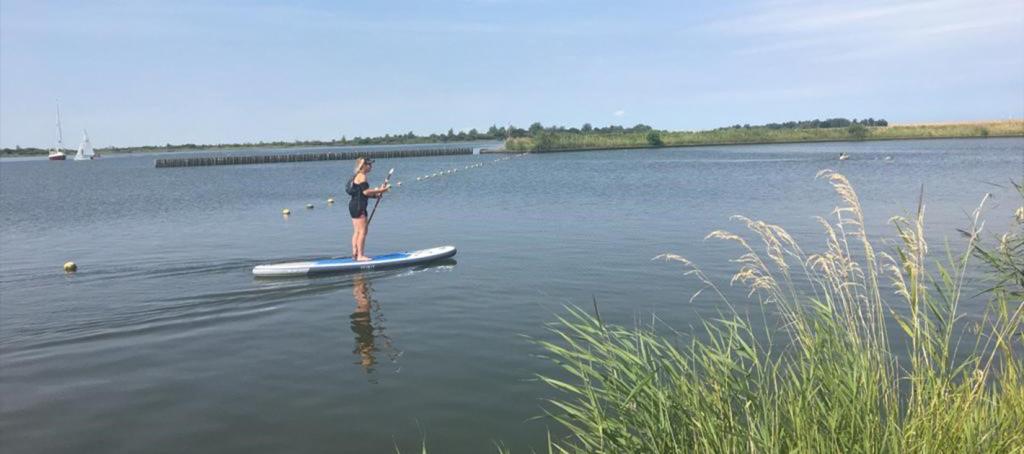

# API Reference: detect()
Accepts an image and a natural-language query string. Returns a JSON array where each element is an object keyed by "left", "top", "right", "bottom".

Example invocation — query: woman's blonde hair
[{"left": 353, "top": 157, "right": 367, "bottom": 175}]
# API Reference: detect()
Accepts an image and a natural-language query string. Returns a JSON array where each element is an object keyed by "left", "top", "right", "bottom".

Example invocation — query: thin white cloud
[
  {"left": 819, "top": 15, "right": 1023, "bottom": 62},
  {"left": 705, "top": 1, "right": 935, "bottom": 34},
  {"left": 710, "top": 0, "right": 1023, "bottom": 63},
  {"left": 613, "top": 110, "right": 625, "bottom": 117}
]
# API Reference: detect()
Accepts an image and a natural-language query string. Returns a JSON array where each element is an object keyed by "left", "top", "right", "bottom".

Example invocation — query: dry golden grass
[
  {"left": 876, "top": 120, "right": 1024, "bottom": 139},
  {"left": 894, "top": 119, "right": 1023, "bottom": 127}
]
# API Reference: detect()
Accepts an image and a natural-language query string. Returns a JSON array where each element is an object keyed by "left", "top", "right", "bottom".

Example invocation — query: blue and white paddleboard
[{"left": 252, "top": 245, "right": 457, "bottom": 277}]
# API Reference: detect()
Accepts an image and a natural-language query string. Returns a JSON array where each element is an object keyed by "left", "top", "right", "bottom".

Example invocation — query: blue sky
[{"left": 2, "top": 0, "right": 1022, "bottom": 148}]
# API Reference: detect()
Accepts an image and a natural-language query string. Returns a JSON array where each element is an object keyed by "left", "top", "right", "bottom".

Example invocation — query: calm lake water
[{"left": 1, "top": 138, "right": 1021, "bottom": 453}]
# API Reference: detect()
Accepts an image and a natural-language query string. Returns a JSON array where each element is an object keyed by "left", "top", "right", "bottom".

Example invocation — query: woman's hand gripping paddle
[{"left": 367, "top": 168, "right": 394, "bottom": 227}]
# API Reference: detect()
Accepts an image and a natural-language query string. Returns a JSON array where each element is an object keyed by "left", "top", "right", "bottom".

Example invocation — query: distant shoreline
[
  {"left": 516, "top": 133, "right": 1024, "bottom": 155},
  {"left": 0, "top": 140, "right": 499, "bottom": 158},
  {"left": 4, "top": 120, "right": 1020, "bottom": 157},
  {"left": 8, "top": 134, "right": 1019, "bottom": 160},
  {"left": 505, "top": 120, "right": 1024, "bottom": 152}
]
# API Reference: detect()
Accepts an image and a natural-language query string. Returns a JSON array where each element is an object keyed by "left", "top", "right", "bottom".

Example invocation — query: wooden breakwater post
[{"left": 154, "top": 147, "right": 474, "bottom": 168}]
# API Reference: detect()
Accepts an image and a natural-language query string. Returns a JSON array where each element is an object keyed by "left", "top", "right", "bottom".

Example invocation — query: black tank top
[{"left": 347, "top": 177, "right": 369, "bottom": 210}]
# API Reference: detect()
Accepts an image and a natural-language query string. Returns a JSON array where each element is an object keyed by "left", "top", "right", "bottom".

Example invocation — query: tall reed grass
[{"left": 536, "top": 171, "right": 1024, "bottom": 453}]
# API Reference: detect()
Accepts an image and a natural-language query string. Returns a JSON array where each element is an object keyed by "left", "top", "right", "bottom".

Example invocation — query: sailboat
[
  {"left": 47, "top": 102, "right": 66, "bottom": 160},
  {"left": 74, "top": 130, "right": 97, "bottom": 160}
]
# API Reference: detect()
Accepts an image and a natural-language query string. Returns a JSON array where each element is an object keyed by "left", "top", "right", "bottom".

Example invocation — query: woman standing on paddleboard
[{"left": 347, "top": 157, "right": 390, "bottom": 261}]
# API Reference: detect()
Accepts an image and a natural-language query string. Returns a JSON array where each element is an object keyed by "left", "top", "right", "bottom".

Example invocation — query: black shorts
[{"left": 349, "top": 201, "right": 367, "bottom": 219}]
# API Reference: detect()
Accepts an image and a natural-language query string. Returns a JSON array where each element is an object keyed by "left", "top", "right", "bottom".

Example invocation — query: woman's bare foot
[{"left": 355, "top": 255, "right": 373, "bottom": 262}]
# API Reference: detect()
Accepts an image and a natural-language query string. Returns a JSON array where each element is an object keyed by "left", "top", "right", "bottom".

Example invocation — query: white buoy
[
  {"left": 306, "top": 204, "right": 314, "bottom": 209},
  {"left": 64, "top": 261, "right": 77, "bottom": 272},
  {"left": 282, "top": 208, "right": 291, "bottom": 215},
  {"left": 327, "top": 198, "right": 335, "bottom": 204}
]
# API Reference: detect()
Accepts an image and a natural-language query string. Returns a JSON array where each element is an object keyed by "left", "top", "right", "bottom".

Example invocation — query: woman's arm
[{"left": 363, "top": 184, "right": 390, "bottom": 197}]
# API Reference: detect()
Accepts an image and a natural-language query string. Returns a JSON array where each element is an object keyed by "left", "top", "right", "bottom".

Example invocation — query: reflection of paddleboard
[{"left": 253, "top": 246, "right": 457, "bottom": 277}]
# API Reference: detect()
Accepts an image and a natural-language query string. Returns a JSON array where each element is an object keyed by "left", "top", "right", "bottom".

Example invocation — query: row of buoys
[
  {"left": 416, "top": 162, "right": 483, "bottom": 181},
  {"left": 281, "top": 153, "right": 528, "bottom": 216},
  {"left": 838, "top": 154, "right": 894, "bottom": 162},
  {"left": 282, "top": 202, "right": 322, "bottom": 216},
  {"left": 414, "top": 153, "right": 527, "bottom": 182},
  {"left": 63, "top": 155, "right": 531, "bottom": 273},
  {"left": 281, "top": 184, "right": 402, "bottom": 217}
]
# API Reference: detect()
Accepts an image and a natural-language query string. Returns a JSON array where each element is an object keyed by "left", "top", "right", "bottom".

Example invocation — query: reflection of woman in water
[
  {"left": 350, "top": 275, "right": 401, "bottom": 375},
  {"left": 350, "top": 276, "right": 377, "bottom": 371}
]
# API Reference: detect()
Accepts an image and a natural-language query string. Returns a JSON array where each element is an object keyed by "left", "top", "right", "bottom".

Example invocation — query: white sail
[
  {"left": 74, "top": 130, "right": 94, "bottom": 160},
  {"left": 82, "top": 131, "right": 94, "bottom": 158},
  {"left": 48, "top": 102, "right": 65, "bottom": 159},
  {"left": 56, "top": 104, "right": 64, "bottom": 149}
]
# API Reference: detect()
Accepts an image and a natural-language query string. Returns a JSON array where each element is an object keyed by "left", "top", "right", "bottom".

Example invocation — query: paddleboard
[{"left": 253, "top": 245, "right": 457, "bottom": 277}]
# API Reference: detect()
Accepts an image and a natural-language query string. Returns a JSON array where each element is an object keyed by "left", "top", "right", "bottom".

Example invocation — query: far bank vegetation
[
  {"left": 506, "top": 119, "right": 1024, "bottom": 152},
  {"left": 5, "top": 118, "right": 1022, "bottom": 157}
]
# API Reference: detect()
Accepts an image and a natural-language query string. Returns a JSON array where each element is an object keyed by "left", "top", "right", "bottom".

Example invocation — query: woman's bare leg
[
  {"left": 354, "top": 216, "right": 371, "bottom": 261},
  {"left": 351, "top": 218, "right": 360, "bottom": 257}
]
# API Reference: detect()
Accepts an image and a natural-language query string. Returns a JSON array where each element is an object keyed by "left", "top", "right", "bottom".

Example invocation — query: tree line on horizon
[
  {"left": 339, "top": 122, "right": 660, "bottom": 145},
  {"left": 2, "top": 117, "right": 889, "bottom": 154},
  {"left": 339, "top": 117, "right": 888, "bottom": 145},
  {"left": 718, "top": 117, "right": 889, "bottom": 130}
]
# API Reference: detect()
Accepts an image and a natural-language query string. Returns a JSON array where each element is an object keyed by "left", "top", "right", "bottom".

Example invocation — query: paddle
[{"left": 366, "top": 168, "right": 394, "bottom": 227}]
